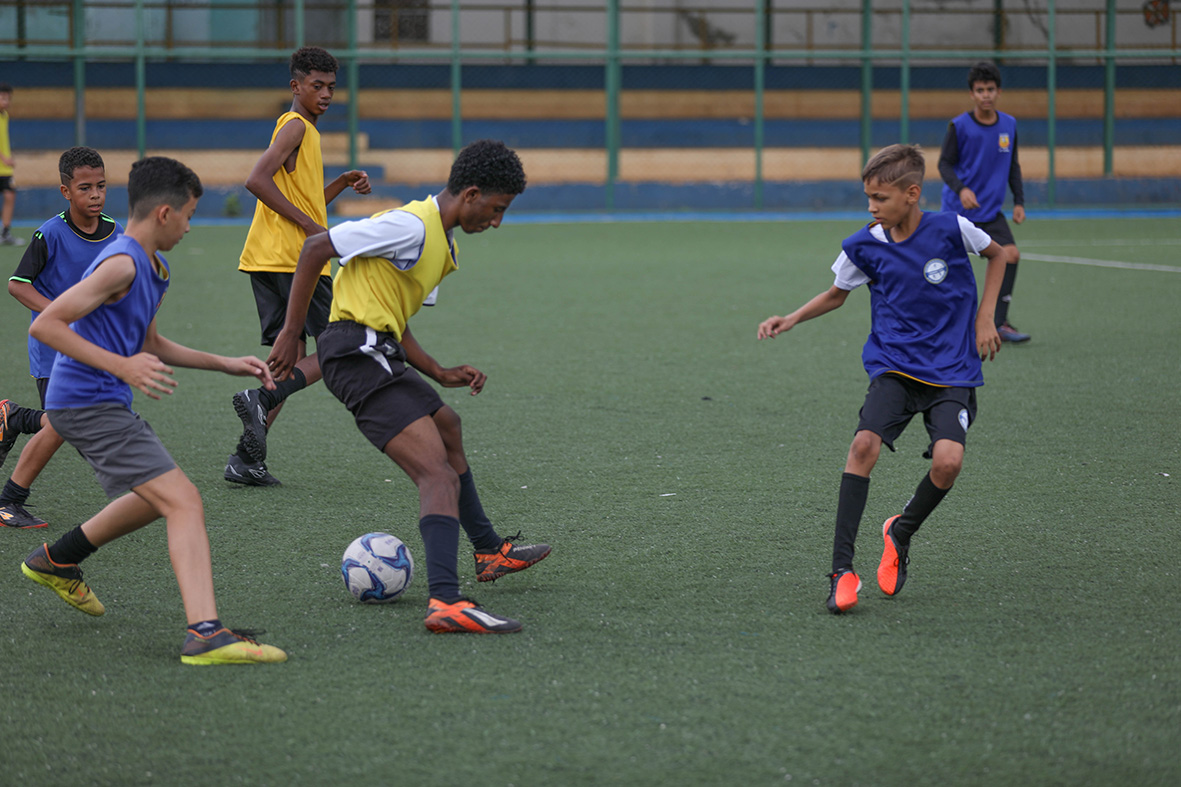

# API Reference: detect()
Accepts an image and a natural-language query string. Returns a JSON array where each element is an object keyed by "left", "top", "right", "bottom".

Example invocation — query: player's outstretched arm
[
  {"left": 325, "top": 170, "right": 371, "bottom": 204},
  {"left": 757, "top": 286, "right": 850, "bottom": 340},
  {"left": 245, "top": 119, "right": 326, "bottom": 236},
  {"left": 268, "top": 231, "right": 336, "bottom": 380},
  {"left": 975, "top": 241, "right": 1006, "bottom": 361},
  {"left": 400, "top": 326, "right": 486, "bottom": 395},
  {"left": 143, "top": 324, "right": 275, "bottom": 390}
]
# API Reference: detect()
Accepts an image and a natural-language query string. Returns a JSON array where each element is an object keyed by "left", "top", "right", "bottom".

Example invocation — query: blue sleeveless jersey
[
  {"left": 940, "top": 111, "right": 1018, "bottom": 223},
  {"left": 23, "top": 212, "right": 123, "bottom": 377},
  {"left": 45, "top": 235, "right": 171, "bottom": 409},
  {"left": 841, "top": 212, "right": 983, "bottom": 387}
]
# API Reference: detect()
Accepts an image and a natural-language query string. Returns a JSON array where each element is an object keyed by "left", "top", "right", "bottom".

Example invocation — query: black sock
[
  {"left": 0, "top": 479, "right": 31, "bottom": 507},
  {"left": 419, "top": 513, "right": 461, "bottom": 601},
  {"left": 48, "top": 525, "right": 98, "bottom": 566},
  {"left": 258, "top": 367, "right": 307, "bottom": 412},
  {"left": 457, "top": 469, "right": 502, "bottom": 552},
  {"left": 895, "top": 473, "right": 951, "bottom": 545},
  {"left": 10, "top": 405, "right": 45, "bottom": 435},
  {"left": 994, "top": 262, "right": 1019, "bottom": 326},
  {"left": 189, "top": 618, "right": 224, "bottom": 637},
  {"left": 832, "top": 472, "right": 870, "bottom": 574}
]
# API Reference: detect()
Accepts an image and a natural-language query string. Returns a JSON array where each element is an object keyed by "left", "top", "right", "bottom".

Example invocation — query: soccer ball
[{"left": 341, "top": 532, "right": 414, "bottom": 603}]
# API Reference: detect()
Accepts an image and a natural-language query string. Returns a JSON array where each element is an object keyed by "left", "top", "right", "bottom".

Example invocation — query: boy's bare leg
[
  {"left": 10, "top": 423, "right": 65, "bottom": 489},
  {"left": 383, "top": 415, "right": 459, "bottom": 518}
]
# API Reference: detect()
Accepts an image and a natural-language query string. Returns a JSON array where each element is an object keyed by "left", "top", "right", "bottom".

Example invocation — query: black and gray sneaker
[
  {"left": 0, "top": 399, "right": 19, "bottom": 468},
  {"left": 0, "top": 502, "right": 48, "bottom": 529},
  {"left": 224, "top": 454, "right": 281, "bottom": 486},
  {"left": 232, "top": 389, "right": 269, "bottom": 463}
]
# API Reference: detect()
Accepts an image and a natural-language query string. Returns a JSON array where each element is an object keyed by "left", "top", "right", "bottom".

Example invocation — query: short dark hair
[
  {"left": 128, "top": 157, "right": 203, "bottom": 220},
  {"left": 446, "top": 140, "right": 527, "bottom": 197},
  {"left": 59, "top": 147, "right": 105, "bottom": 186},
  {"left": 0, "top": 83, "right": 12, "bottom": 95},
  {"left": 290, "top": 47, "right": 338, "bottom": 80},
  {"left": 862, "top": 143, "right": 925, "bottom": 190},
  {"left": 968, "top": 61, "right": 1002, "bottom": 89}
]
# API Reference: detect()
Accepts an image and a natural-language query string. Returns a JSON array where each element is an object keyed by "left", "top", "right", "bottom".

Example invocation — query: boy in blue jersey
[
  {"left": 268, "top": 140, "right": 550, "bottom": 634},
  {"left": 939, "top": 61, "right": 1030, "bottom": 343},
  {"left": 1, "top": 147, "right": 123, "bottom": 529},
  {"left": 757, "top": 144, "right": 1007, "bottom": 614},
  {"left": 21, "top": 156, "right": 286, "bottom": 665}
]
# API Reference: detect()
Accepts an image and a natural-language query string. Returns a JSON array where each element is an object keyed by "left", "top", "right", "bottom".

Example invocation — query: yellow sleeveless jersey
[
  {"left": 0, "top": 111, "right": 13, "bottom": 177},
  {"left": 330, "top": 198, "right": 458, "bottom": 340},
  {"left": 238, "top": 111, "right": 330, "bottom": 275}
]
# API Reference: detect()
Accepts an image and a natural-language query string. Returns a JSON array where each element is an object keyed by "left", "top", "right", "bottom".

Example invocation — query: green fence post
[
  {"left": 754, "top": 0, "right": 766, "bottom": 210},
  {"left": 1047, "top": 0, "right": 1057, "bottom": 207},
  {"left": 72, "top": 0, "right": 85, "bottom": 146},
  {"left": 899, "top": 0, "right": 910, "bottom": 144},
  {"left": 135, "top": 0, "right": 146, "bottom": 159},
  {"left": 860, "top": 0, "right": 872, "bottom": 166},
  {"left": 1103, "top": 0, "right": 1116, "bottom": 177},
  {"left": 347, "top": 0, "right": 359, "bottom": 171},
  {"left": 451, "top": 0, "right": 462, "bottom": 157},
  {"left": 295, "top": 0, "right": 305, "bottom": 48},
  {"left": 605, "top": 0, "right": 621, "bottom": 211}
]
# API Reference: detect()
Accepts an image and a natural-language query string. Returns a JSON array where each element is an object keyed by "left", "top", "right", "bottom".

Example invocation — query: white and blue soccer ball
[{"left": 341, "top": 532, "right": 414, "bottom": 603}]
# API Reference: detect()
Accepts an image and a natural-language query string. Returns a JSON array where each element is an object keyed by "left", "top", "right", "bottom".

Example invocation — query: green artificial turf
[{"left": 0, "top": 217, "right": 1178, "bottom": 785}]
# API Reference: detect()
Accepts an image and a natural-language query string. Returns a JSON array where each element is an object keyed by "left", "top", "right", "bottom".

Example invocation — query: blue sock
[
  {"left": 190, "top": 619, "right": 223, "bottom": 637},
  {"left": 457, "top": 469, "right": 502, "bottom": 552},
  {"left": 419, "top": 514, "right": 462, "bottom": 601}
]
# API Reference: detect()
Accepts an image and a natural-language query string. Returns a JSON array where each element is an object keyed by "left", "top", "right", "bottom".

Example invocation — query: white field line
[{"left": 1022, "top": 253, "right": 1181, "bottom": 273}]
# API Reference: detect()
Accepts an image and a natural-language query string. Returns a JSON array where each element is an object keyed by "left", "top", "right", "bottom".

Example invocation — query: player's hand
[
  {"left": 266, "top": 330, "right": 301, "bottom": 382},
  {"left": 119, "top": 352, "right": 177, "bottom": 399},
  {"left": 757, "top": 316, "right": 793, "bottom": 340},
  {"left": 224, "top": 355, "right": 276, "bottom": 390},
  {"left": 959, "top": 188, "right": 980, "bottom": 210},
  {"left": 976, "top": 320, "right": 1001, "bottom": 361},
  {"left": 303, "top": 221, "right": 329, "bottom": 236},
  {"left": 436, "top": 364, "right": 486, "bottom": 395},
  {"left": 1012, "top": 205, "right": 1026, "bottom": 225},
  {"left": 345, "top": 170, "right": 371, "bottom": 195}
]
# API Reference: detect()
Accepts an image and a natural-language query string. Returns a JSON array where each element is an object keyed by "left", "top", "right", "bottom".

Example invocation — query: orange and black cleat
[
  {"left": 424, "top": 597, "right": 522, "bottom": 634},
  {"left": 0, "top": 399, "right": 20, "bottom": 469},
  {"left": 826, "top": 568, "right": 861, "bottom": 614},
  {"left": 474, "top": 532, "right": 551, "bottom": 583},
  {"left": 877, "top": 515, "right": 910, "bottom": 596}
]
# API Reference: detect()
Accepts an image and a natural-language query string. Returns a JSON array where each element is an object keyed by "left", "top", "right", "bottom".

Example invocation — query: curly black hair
[
  {"left": 58, "top": 146, "right": 106, "bottom": 186},
  {"left": 128, "top": 157, "right": 203, "bottom": 220},
  {"left": 446, "top": 140, "right": 527, "bottom": 197},
  {"left": 968, "top": 61, "right": 1002, "bottom": 90},
  {"left": 290, "top": 46, "right": 338, "bottom": 80}
]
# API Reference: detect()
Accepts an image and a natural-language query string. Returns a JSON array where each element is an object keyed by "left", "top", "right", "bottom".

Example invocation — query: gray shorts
[{"left": 48, "top": 403, "right": 177, "bottom": 497}]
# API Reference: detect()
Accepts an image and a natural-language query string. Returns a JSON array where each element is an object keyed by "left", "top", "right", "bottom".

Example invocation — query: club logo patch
[
  {"left": 958, "top": 408, "right": 970, "bottom": 432},
  {"left": 998, "top": 133, "right": 1011, "bottom": 152},
  {"left": 924, "top": 258, "right": 948, "bottom": 283}
]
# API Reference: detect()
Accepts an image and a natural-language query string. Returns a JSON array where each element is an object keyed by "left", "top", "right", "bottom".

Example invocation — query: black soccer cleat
[
  {"left": 232, "top": 389, "right": 269, "bottom": 463},
  {"left": 224, "top": 454, "right": 281, "bottom": 486}
]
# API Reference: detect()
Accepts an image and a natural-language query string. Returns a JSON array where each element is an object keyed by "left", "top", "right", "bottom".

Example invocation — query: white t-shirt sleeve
[
  {"left": 831, "top": 252, "right": 869, "bottom": 290},
  {"left": 957, "top": 215, "right": 993, "bottom": 255},
  {"left": 422, "top": 286, "right": 439, "bottom": 307},
  {"left": 328, "top": 210, "right": 427, "bottom": 270}
]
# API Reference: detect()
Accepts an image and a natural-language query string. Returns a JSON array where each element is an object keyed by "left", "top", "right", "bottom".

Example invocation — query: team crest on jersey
[
  {"left": 958, "top": 408, "right": 970, "bottom": 432},
  {"left": 998, "top": 133, "right": 1011, "bottom": 153},
  {"left": 924, "top": 258, "right": 948, "bottom": 283}
]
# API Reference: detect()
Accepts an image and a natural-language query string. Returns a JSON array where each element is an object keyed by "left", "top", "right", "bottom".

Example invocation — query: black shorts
[
  {"left": 35, "top": 377, "right": 49, "bottom": 409},
  {"left": 248, "top": 271, "right": 333, "bottom": 346},
  {"left": 974, "top": 213, "right": 1016, "bottom": 247},
  {"left": 0, "top": 176, "right": 13, "bottom": 192},
  {"left": 856, "top": 373, "right": 977, "bottom": 456},
  {"left": 318, "top": 320, "right": 445, "bottom": 452}
]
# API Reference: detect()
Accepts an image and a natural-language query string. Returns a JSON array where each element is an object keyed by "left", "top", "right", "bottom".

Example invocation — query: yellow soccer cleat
[
  {"left": 21, "top": 543, "right": 106, "bottom": 616},
  {"left": 180, "top": 627, "right": 287, "bottom": 665}
]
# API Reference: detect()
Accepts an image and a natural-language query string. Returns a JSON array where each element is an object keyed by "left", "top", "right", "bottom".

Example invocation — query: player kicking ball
[{"left": 268, "top": 140, "right": 550, "bottom": 633}]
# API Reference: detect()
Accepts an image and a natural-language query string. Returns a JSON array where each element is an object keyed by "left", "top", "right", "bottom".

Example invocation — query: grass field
[{"left": 0, "top": 215, "right": 1178, "bottom": 785}]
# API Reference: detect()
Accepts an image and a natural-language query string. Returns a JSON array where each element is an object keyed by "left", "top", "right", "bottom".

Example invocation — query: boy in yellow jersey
[
  {"left": 227, "top": 46, "right": 370, "bottom": 486},
  {"left": 0, "top": 83, "right": 23, "bottom": 246},
  {"left": 268, "top": 140, "right": 551, "bottom": 634}
]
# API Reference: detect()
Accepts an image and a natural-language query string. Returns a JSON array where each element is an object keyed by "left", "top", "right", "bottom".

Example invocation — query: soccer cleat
[
  {"left": 474, "top": 532, "right": 552, "bottom": 582},
  {"left": 232, "top": 389, "right": 269, "bottom": 463},
  {"left": 0, "top": 230, "right": 24, "bottom": 246},
  {"left": 424, "top": 597, "right": 522, "bottom": 634},
  {"left": 0, "top": 399, "right": 19, "bottom": 468},
  {"left": 224, "top": 454, "right": 281, "bottom": 486},
  {"left": 0, "top": 502, "right": 49, "bottom": 529},
  {"left": 877, "top": 515, "right": 910, "bottom": 596},
  {"left": 180, "top": 627, "right": 287, "bottom": 665},
  {"left": 826, "top": 568, "right": 861, "bottom": 614},
  {"left": 20, "top": 543, "right": 106, "bottom": 616},
  {"left": 998, "top": 322, "right": 1031, "bottom": 343}
]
